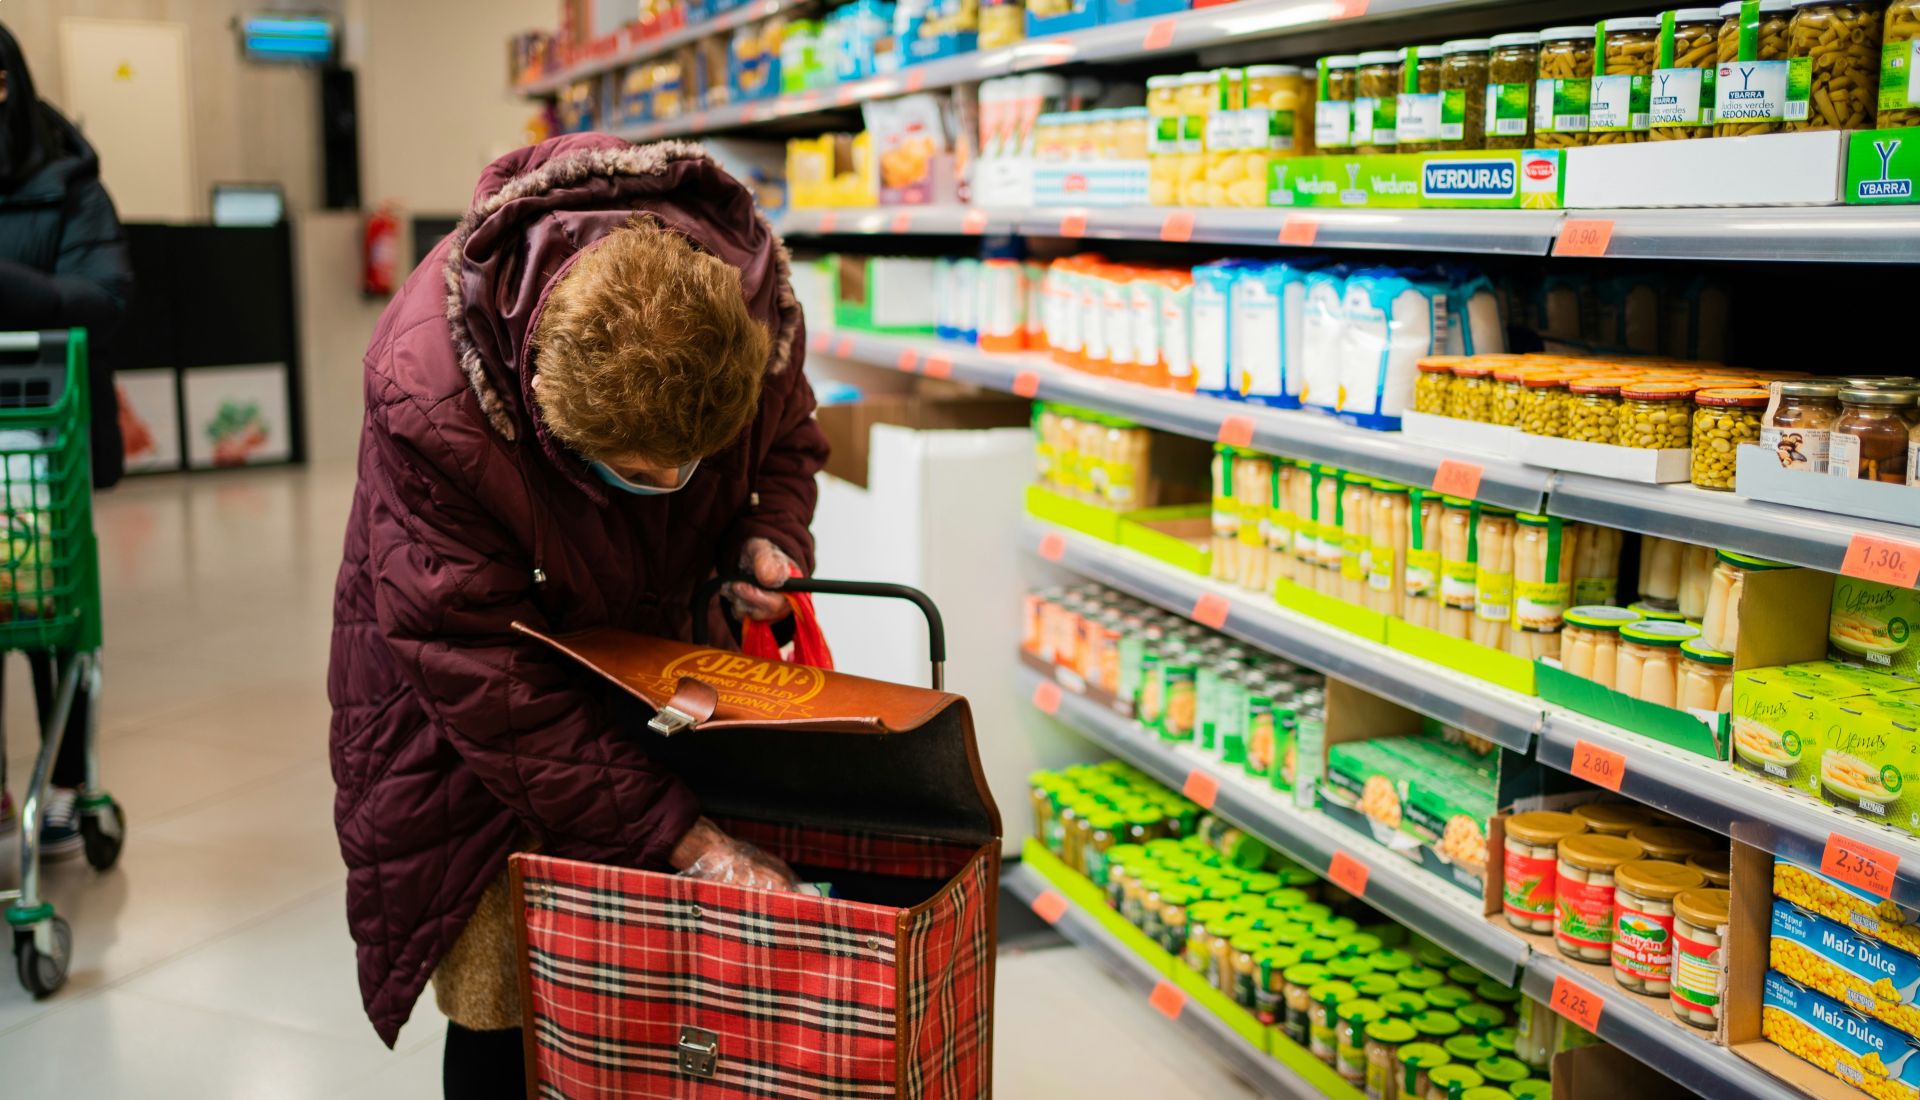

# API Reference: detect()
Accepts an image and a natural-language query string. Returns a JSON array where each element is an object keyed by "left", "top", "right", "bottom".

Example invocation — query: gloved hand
[
  {"left": 670, "top": 816, "right": 800, "bottom": 893},
  {"left": 723, "top": 537, "right": 797, "bottom": 623}
]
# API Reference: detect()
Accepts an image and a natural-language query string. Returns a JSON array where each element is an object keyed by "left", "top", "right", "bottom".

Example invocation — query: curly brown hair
[{"left": 530, "top": 217, "right": 770, "bottom": 465}]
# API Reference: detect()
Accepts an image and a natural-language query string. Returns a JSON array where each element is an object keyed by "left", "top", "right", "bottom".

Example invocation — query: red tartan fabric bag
[{"left": 508, "top": 624, "right": 1001, "bottom": 1100}]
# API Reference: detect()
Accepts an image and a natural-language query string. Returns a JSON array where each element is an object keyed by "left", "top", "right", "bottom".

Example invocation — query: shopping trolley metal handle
[{"left": 691, "top": 575, "right": 947, "bottom": 690}]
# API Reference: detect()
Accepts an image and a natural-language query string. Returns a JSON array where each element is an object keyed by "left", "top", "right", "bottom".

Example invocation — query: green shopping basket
[{"left": 0, "top": 329, "right": 121, "bottom": 1000}]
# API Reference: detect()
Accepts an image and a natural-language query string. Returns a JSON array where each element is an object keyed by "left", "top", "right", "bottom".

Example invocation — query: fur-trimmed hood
[{"left": 440, "top": 135, "right": 800, "bottom": 451}]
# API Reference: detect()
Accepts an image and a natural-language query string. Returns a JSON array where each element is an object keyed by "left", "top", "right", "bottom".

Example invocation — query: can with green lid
[
  {"left": 1266, "top": 887, "right": 1311, "bottom": 912},
  {"left": 1509, "top": 1079, "right": 1550, "bottom": 1100},
  {"left": 1476, "top": 1055, "right": 1530, "bottom": 1085},
  {"left": 1396, "top": 1041, "right": 1452, "bottom": 1100},
  {"left": 1292, "top": 901, "right": 1335, "bottom": 924},
  {"left": 1475, "top": 980, "right": 1522, "bottom": 1006},
  {"left": 1425, "top": 984, "right": 1475, "bottom": 1010},
  {"left": 1336, "top": 1000, "right": 1385, "bottom": 1083},
  {"left": 1364, "top": 1018, "right": 1420, "bottom": 1099},
  {"left": 1380, "top": 990, "right": 1430, "bottom": 1018},
  {"left": 1308, "top": 980, "right": 1360, "bottom": 1061},
  {"left": 1444, "top": 1034, "right": 1498, "bottom": 1063},
  {"left": 1457, "top": 1002, "right": 1508, "bottom": 1033},
  {"left": 1412, "top": 1010, "right": 1464, "bottom": 1040},
  {"left": 1296, "top": 938, "right": 1344, "bottom": 964},
  {"left": 1257, "top": 947, "right": 1304, "bottom": 1024},
  {"left": 1398, "top": 966, "right": 1446, "bottom": 992},
  {"left": 1368, "top": 948, "right": 1416, "bottom": 974},
  {"left": 1282, "top": 963, "right": 1332, "bottom": 1045},
  {"left": 1336, "top": 931, "right": 1386, "bottom": 957},
  {"left": 1429, "top": 1064, "right": 1485, "bottom": 1099},
  {"left": 1353, "top": 972, "right": 1400, "bottom": 999},
  {"left": 1447, "top": 963, "right": 1483, "bottom": 985},
  {"left": 1486, "top": 1027, "right": 1516, "bottom": 1054},
  {"left": 1461, "top": 1089, "right": 1514, "bottom": 1100}
]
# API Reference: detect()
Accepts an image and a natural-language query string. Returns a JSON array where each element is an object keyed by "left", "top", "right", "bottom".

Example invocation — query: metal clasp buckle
[
  {"left": 648, "top": 706, "right": 697, "bottom": 736},
  {"left": 676, "top": 1025, "right": 719, "bottom": 1077}
]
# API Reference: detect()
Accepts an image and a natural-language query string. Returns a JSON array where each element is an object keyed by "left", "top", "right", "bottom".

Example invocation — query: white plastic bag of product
[
  {"left": 1336, "top": 268, "right": 1448, "bottom": 430},
  {"left": 1190, "top": 261, "right": 1241, "bottom": 398},
  {"left": 1275, "top": 262, "right": 1315, "bottom": 409},
  {"left": 951, "top": 258, "right": 980, "bottom": 343},
  {"left": 1442, "top": 269, "right": 1506, "bottom": 357},
  {"left": 1300, "top": 268, "right": 1349, "bottom": 414},
  {"left": 1232, "top": 263, "right": 1282, "bottom": 404}
]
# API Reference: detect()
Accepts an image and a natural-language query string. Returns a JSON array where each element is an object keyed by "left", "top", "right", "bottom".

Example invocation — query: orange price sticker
[
  {"left": 1431, "top": 459, "right": 1484, "bottom": 500},
  {"left": 1217, "top": 415, "right": 1255, "bottom": 448},
  {"left": 1843, "top": 534, "right": 1920, "bottom": 588},
  {"left": 810, "top": 332, "right": 831, "bottom": 354},
  {"left": 924, "top": 354, "right": 954, "bottom": 379},
  {"left": 896, "top": 348, "right": 921, "bottom": 373},
  {"left": 818, "top": 211, "right": 840, "bottom": 234},
  {"left": 1149, "top": 981, "right": 1187, "bottom": 1020},
  {"left": 835, "top": 86, "right": 857, "bottom": 107},
  {"left": 1554, "top": 219, "right": 1616, "bottom": 258},
  {"left": 1570, "top": 739, "right": 1626, "bottom": 792},
  {"left": 1159, "top": 210, "right": 1196, "bottom": 243},
  {"left": 890, "top": 211, "right": 915, "bottom": 234},
  {"left": 1824, "top": 832, "right": 1901, "bottom": 898},
  {"left": 1327, "top": 851, "right": 1369, "bottom": 898},
  {"left": 1039, "top": 531, "right": 1067, "bottom": 562},
  {"left": 905, "top": 69, "right": 926, "bottom": 92},
  {"left": 1031, "top": 890, "right": 1069, "bottom": 925},
  {"left": 1182, "top": 769, "right": 1220, "bottom": 809},
  {"left": 835, "top": 337, "right": 856, "bottom": 358},
  {"left": 1013, "top": 371, "right": 1042, "bottom": 398},
  {"left": 1141, "top": 18, "right": 1178, "bottom": 50},
  {"left": 1058, "top": 210, "right": 1089, "bottom": 238},
  {"left": 961, "top": 209, "right": 990, "bottom": 235},
  {"left": 1331, "top": 0, "right": 1369, "bottom": 17},
  {"left": 1033, "top": 680, "right": 1063, "bottom": 716},
  {"left": 1550, "top": 975, "right": 1605, "bottom": 1032},
  {"left": 1278, "top": 215, "right": 1319, "bottom": 246},
  {"left": 1192, "top": 592, "right": 1230, "bottom": 630}
]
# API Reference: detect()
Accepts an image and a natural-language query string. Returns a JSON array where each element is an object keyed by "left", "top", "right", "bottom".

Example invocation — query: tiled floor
[{"left": 0, "top": 464, "right": 1260, "bottom": 1098}]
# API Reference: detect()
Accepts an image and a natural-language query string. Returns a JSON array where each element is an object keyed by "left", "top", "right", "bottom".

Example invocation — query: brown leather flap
[{"left": 513, "top": 623, "right": 1002, "bottom": 846}]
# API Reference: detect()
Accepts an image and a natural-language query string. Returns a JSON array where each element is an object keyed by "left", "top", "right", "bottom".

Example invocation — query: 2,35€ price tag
[
  {"left": 1823, "top": 832, "right": 1900, "bottom": 898},
  {"left": 1570, "top": 739, "right": 1626, "bottom": 792},
  {"left": 1843, "top": 534, "right": 1920, "bottom": 588},
  {"left": 1550, "top": 975, "right": 1605, "bottom": 1032}
]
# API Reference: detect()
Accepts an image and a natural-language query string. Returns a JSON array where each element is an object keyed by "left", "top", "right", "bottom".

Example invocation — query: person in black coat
[{"left": 0, "top": 21, "right": 131, "bottom": 855}]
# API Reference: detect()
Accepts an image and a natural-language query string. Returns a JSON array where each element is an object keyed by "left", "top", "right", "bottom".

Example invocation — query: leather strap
[{"left": 647, "top": 676, "right": 718, "bottom": 736}]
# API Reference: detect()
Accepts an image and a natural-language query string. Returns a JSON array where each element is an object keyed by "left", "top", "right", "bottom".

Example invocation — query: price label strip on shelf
[
  {"left": 1278, "top": 215, "right": 1319, "bottom": 246},
  {"left": 1033, "top": 680, "right": 1063, "bottom": 716},
  {"left": 1843, "top": 534, "right": 1920, "bottom": 588},
  {"left": 1031, "top": 889, "right": 1069, "bottom": 925},
  {"left": 1331, "top": 0, "right": 1369, "bottom": 16},
  {"left": 961, "top": 209, "right": 990, "bottom": 235},
  {"left": 1550, "top": 975, "right": 1605, "bottom": 1032},
  {"left": 1823, "top": 832, "right": 1900, "bottom": 898},
  {"left": 924, "top": 353, "right": 954, "bottom": 379},
  {"left": 890, "top": 211, "right": 915, "bottom": 235},
  {"left": 835, "top": 337, "right": 856, "bottom": 358},
  {"left": 896, "top": 348, "right": 921, "bottom": 373},
  {"left": 1182, "top": 769, "right": 1219, "bottom": 810},
  {"left": 1141, "top": 18, "right": 1177, "bottom": 50},
  {"left": 1570, "top": 739, "right": 1626, "bottom": 792},
  {"left": 1554, "top": 219, "right": 1616, "bottom": 258},
  {"left": 1192, "top": 592, "right": 1230, "bottom": 630},
  {"left": 1013, "top": 371, "right": 1042, "bottom": 398},
  {"left": 1150, "top": 981, "right": 1187, "bottom": 1020},
  {"left": 1216, "top": 415, "right": 1255, "bottom": 449},
  {"left": 1058, "top": 210, "right": 1089, "bottom": 239},
  {"left": 1159, "top": 211, "right": 1195, "bottom": 243},
  {"left": 810, "top": 332, "right": 831, "bottom": 355},
  {"left": 818, "top": 211, "right": 839, "bottom": 234},
  {"left": 1328, "top": 850, "right": 1369, "bottom": 897},
  {"left": 905, "top": 69, "right": 926, "bottom": 93},
  {"left": 1431, "top": 459, "right": 1483, "bottom": 500},
  {"left": 1039, "top": 531, "right": 1067, "bottom": 562}
]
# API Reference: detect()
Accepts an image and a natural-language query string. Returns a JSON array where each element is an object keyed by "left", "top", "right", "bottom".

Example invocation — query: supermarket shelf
[
  {"left": 1516, "top": 955, "right": 1805, "bottom": 1100},
  {"left": 776, "top": 205, "right": 1011, "bottom": 236},
  {"left": 812, "top": 327, "right": 1552, "bottom": 512},
  {"left": 1020, "top": 663, "right": 1531, "bottom": 982},
  {"left": 1021, "top": 520, "right": 1543, "bottom": 752},
  {"left": 1538, "top": 708, "right": 1920, "bottom": 911},
  {"left": 1002, "top": 862, "right": 1319, "bottom": 1100},
  {"left": 518, "top": 0, "right": 809, "bottom": 97},
  {"left": 1579, "top": 205, "right": 1920, "bottom": 264}
]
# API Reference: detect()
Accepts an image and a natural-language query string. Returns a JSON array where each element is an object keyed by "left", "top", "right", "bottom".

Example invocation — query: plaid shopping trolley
[{"left": 510, "top": 579, "right": 1000, "bottom": 1100}]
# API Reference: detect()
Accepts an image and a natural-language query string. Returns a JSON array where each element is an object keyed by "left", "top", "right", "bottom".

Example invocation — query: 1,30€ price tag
[
  {"left": 1327, "top": 851, "right": 1369, "bottom": 898},
  {"left": 1013, "top": 371, "right": 1041, "bottom": 398},
  {"left": 1570, "top": 739, "right": 1626, "bottom": 792},
  {"left": 1058, "top": 210, "right": 1089, "bottom": 238},
  {"left": 1823, "top": 832, "right": 1900, "bottom": 898},
  {"left": 896, "top": 349, "right": 921, "bottom": 373},
  {"left": 961, "top": 209, "right": 990, "bottom": 235},
  {"left": 1031, "top": 890, "right": 1068, "bottom": 925},
  {"left": 1182, "top": 769, "right": 1219, "bottom": 809},
  {"left": 1550, "top": 975, "right": 1605, "bottom": 1032},
  {"left": 923, "top": 354, "right": 954, "bottom": 379},
  {"left": 1843, "top": 534, "right": 1920, "bottom": 588}
]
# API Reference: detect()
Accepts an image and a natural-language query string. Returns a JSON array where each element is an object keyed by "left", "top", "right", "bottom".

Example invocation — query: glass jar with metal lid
[
  {"left": 1445, "top": 1034, "right": 1498, "bottom": 1064},
  {"left": 1471, "top": 506, "right": 1517, "bottom": 652},
  {"left": 1338, "top": 930, "right": 1386, "bottom": 957},
  {"left": 1426, "top": 984, "right": 1475, "bottom": 1012},
  {"left": 1379, "top": 990, "right": 1430, "bottom": 1019},
  {"left": 1617, "top": 619, "right": 1701, "bottom": 707},
  {"left": 1398, "top": 967, "right": 1446, "bottom": 993},
  {"left": 1309, "top": 980, "right": 1360, "bottom": 1061},
  {"left": 1317, "top": 56, "right": 1362, "bottom": 150},
  {"left": 1555, "top": 833, "right": 1646, "bottom": 961},
  {"left": 1156, "top": 883, "right": 1200, "bottom": 956},
  {"left": 1561, "top": 606, "right": 1640, "bottom": 689},
  {"left": 1841, "top": 374, "right": 1920, "bottom": 387},
  {"left": 1535, "top": 26, "right": 1598, "bottom": 146},
  {"left": 1257, "top": 946, "right": 1304, "bottom": 1025},
  {"left": 1517, "top": 373, "right": 1572, "bottom": 436},
  {"left": 1456, "top": 1002, "right": 1508, "bottom": 1034},
  {"left": 1476, "top": 1055, "right": 1532, "bottom": 1089},
  {"left": 1563, "top": 377, "right": 1634, "bottom": 442},
  {"left": 1679, "top": 638, "right": 1734, "bottom": 714},
  {"left": 1283, "top": 962, "right": 1332, "bottom": 1045},
  {"left": 1427, "top": 1065, "right": 1485, "bottom": 1100},
  {"left": 1687, "top": 848, "right": 1731, "bottom": 888},
  {"left": 1671, "top": 886, "right": 1731, "bottom": 1028},
  {"left": 1486, "top": 32, "right": 1541, "bottom": 147},
  {"left": 1618, "top": 382, "right": 1699, "bottom": 448},
  {"left": 1231, "top": 930, "right": 1280, "bottom": 1007},
  {"left": 1415, "top": 356, "right": 1458, "bottom": 415},
  {"left": 1490, "top": 364, "right": 1547, "bottom": 426},
  {"left": 1397, "top": 1042, "right": 1453, "bottom": 1100},
  {"left": 1441, "top": 39, "right": 1492, "bottom": 146},
  {"left": 1628, "top": 824, "right": 1716, "bottom": 862},
  {"left": 1184, "top": 899, "right": 1231, "bottom": 973},
  {"left": 1412, "top": 1010, "right": 1463, "bottom": 1045},
  {"left": 1612, "top": 859, "right": 1707, "bottom": 994},
  {"left": 1448, "top": 362, "right": 1500, "bottom": 422},
  {"left": 1652, "top": 9, "right": 1725, "bottom": 137},
  {"left": 1692, "top": 386, "right": 1769, "bottom": 488},
  {"left": 1763, "top": 379, "right": 1843, "bottom": 473},
  {"left": 1716, "top": 0, "right": 1794, "bottom": 135},
  {"left": 1832, "top": 386, "right": 1918, "bottom": 483},
  {"left": 1366, "top": 1017, "right": 1420, "bottom": 1099},
  {"left": 1591, "top": 17, "right": 1662, "bottom": 142},
  {"left": 1511, "top": 1080, "right": 1552, "bottom": 1100},
  {"left": 1785, "top": 0, "right": 1885, "bottom": 131},
  {"left": 1337, "top": 1000, "right": 1387, "bottom": 1083},
  {"left": 1438, "top": 496, "right": 1477, "bottom": 640},
  {"left": 1503, "top": 810, "right": 1587, "bottom": 933},
  {"left": 1354, "top": 50, "right": 1404, "bottom": 153},
  {"left": 1398, "top": 45, "right": 1449, "bottom": 152}
]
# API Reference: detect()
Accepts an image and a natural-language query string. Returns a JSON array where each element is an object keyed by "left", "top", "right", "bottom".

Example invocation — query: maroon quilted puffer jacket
[{"left": 327, "top": 135, "right": 825, "bottom": 1047}]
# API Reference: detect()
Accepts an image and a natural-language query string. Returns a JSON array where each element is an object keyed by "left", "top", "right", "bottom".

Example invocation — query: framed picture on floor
[
  {"left": 115, "top": 368, "right": 183, "bottom": 474},
  {"left": 181, "top": 363, "right": 293, "bottom": 469}
]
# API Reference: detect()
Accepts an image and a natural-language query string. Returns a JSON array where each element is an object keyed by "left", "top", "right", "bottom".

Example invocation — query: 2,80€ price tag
[
  {"left": 1550, "top": 975, "right": 1604, "bottom": 1032},
  {"left": 1570, "top": 739, "right": 1626, "bottom": 792},
  {"left": 1823, "top": 832, "right": 1900, "bottom": 898}
]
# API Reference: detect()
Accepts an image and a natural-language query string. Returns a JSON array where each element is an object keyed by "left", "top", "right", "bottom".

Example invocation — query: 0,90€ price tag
[
  {"left": 1550, "top": 975, "right": 1605, "bottom": 1032},
  {"left": 1553, "top": 219, "right": 1616, "bottom": 258},
  {"left": 1823, "top": 832, "right": 1900, "bottom": 898},
  {"left": 1843, "top": 534, "right": 1920, "bottom": 588},
  {"left": 1570, "top": 739, "right": 1626, "bottom": 792}
]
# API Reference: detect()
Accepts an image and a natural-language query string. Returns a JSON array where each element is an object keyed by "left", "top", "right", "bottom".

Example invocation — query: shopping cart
[
  {"left": 0, "top": 330, "right": 124, "bottom": 998},
  {"left": 508, "top": 578, "right": 999, "bottom": 1099}
]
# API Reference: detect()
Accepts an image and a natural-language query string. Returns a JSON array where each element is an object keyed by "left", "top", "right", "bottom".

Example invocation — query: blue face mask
[{"left": 590, "top": 458, "right": 701, "bottom": 496}]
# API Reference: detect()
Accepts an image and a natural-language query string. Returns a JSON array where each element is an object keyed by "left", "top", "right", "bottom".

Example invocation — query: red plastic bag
[{"left": 741, "top": 587, "right": 835, "bottom": 670}]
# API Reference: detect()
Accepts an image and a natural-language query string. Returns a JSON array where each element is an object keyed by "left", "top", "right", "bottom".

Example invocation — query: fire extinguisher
[{"left": 362, "top": 204, "right": 401, "bottom": 296}]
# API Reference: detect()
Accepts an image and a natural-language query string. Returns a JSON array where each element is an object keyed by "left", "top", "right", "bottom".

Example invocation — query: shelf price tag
[
  {"left": 1031, "top": 890, "right": 1069, "bottom": 925},
  {"left": 1013, "top": 371, "right": 1042, "bottom": 398},
  {"left": 961, "top": 209, "right": 990, "bottom": 235},
  {"left": 1328, "top": 851, "right": 1369, "bottom": 897},
  {"left": 1192, "top": 593, "right": 1230, "bottom": 630},
  {"left": 1141, "top": 18, "right": 1178, "bottom": 50},
  {"left": 1159, "top": 211, "right": 1195, "bottom": 243},
  {"left": 1182, "top": 769, "right": 1220, "bottom": 809},
  {"left": 810, "top": 332, "right": 832, "bottom": 354},
  {"left": 905, "top": 68, "right": 926, "bottom": 92},
  {"left": 890, "top": 211, "right": 915, "bottom": 234},
  {"left": 1039, "top": 531, "right": 1067, "bottom": 561},
  {"left": 818, "top": 211, "right": 839, "bottom": 234},
  {"left": 1278, "top": 215, "right": 1319, "bottom": 246},
  {"left": 835, "top": 337, "right": 856, "bottom": 358},
  {"left": 1332, "top": 0, "right": 1369, "bottom": 17},
  {"left": 1824, "top": 832, "right": 1900, "bottom": 898},
  {"left": 1150, "top": 981, "right": 1187, "bottom": 1020},
  {"left": 896, "top": 349, "right": 921, "bottom": 373},
  {"left": 1431, "top": 459, "right": 1484, "bottom": 500},
  {"left": 1033, "top": 680, "right": 1063, "bottom": 716},
  {"left": 1843, "top": 535, "right": 1920, "bottom": 588},
  {"left": 1550, "top": 975, "right": 1605, "bottom": 1032},
  {"left": 1058, "top": 210, "right": 1089, "bottom": 238},
  {"left": 1570, "top": 739, "right": 1626, "bottom": 792},
  {"left": 1216, "top": 415, "right": 1255, "bottom": 448},
  {"left": 1554, "top": 219, "right": 1616, "bottom": 257},
  {"left": 835, "top": 86, "right": 858, "bottom": 107},
  {"left": 924, "top": 353, "right": 954, "bottom": 379}
]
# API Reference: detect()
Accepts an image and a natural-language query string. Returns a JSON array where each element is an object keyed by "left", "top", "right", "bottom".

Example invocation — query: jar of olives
[
  {"left": 1564, "top": 377, "right": 1630, "bottom": 443},
  {"left": 1618, "top": 382, "right": 1699, "bottom": 449},
  {"left": 1517, "top": 373, "right": 1571, "bottom": 436},
  {"left": 1415, "top": 356, "right": 1457, "bottom": 415},
  {"left": 1490, "top": 365, "right": 1539, "bottom": 427},
  {"left": 1716, "top": 0, "right": 1794, "bottom": 136},
  {"left": 1317, "top": 56, "right": 1361, "bottom": 150},
  {"left": 1592, "top": 17, "right": 1662, "bottom": 142},
  {"left": 1398, "top": 45, "right": 1448, "bottom": 152},
  {"left": 1785, "top": 0, "right": 1886, "bottom": 131},
  {"left": 1831, "top": 386, "right": 1918, "bottom": 482},
  {"left": 1555, "top": 833, "right": 1646, "bottom": 962},
  {"left": 1535, "top": 25, "right": 1598, "bottom": 146},
  {"left": 1652, "top": 8, "right": 1725, "bottom": 137},
  {"left": 1441, "top": 39, "right": 1492, "bottom": 146},
  {"left": 1486, "top": 33, "right": 1540, "bottom": 147},
  {"left": 1883, "top": 0, "right": 1920, "bottom": 127},
  {"left": 1354, "top": 51, "right": 1404, "bottom": 153},
  {"left": 1449, "top": 363, "right": 1499, "bottom": 421},
  {"left": 1691, "top": 386, "right": 1768, "bottom": 489}
]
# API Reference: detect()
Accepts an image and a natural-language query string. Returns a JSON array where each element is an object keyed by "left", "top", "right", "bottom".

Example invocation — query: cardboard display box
[
  {"left": 816, "top": 390, "right": 1031, "bottom": 488},
  {"left": 1735, "top": 444, "right": 1920, "bottom": 528},
  {"left": 1401, "top": 411, "right": 1520, "bottom": 463},
  {"left": 1515, "top": 433, "right": 1692, "bottom": 486}
]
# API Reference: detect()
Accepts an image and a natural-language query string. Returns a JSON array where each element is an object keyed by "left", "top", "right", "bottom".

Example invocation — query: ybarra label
[{"left": 1421, "top": 159, "right": 1517, "bottom": 199}]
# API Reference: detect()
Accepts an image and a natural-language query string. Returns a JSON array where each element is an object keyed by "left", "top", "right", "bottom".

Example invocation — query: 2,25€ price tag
[
  {"left": 1570, "top": 739, "right": 1626, "bottom": 792},
  {"left": 1550, "top": 975, "right": 1605, "bottom": 1032},
  {"left": 1823, "top": 832, "right": 1901, "bottom": 898}
]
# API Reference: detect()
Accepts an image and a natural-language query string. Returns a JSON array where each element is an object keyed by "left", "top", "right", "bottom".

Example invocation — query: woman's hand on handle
[{"left": 722, "top": 537, "right": 797, "bottom": 623}]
